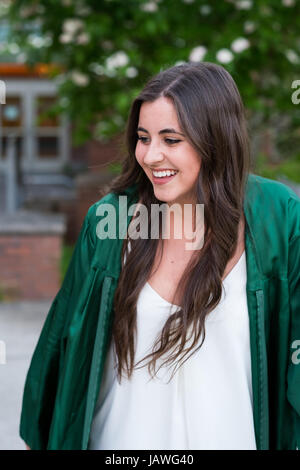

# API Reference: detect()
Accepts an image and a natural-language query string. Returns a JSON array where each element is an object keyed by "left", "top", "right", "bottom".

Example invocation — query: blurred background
[{"left": 0, "top": 0, "right": 299, "bottom": 449}]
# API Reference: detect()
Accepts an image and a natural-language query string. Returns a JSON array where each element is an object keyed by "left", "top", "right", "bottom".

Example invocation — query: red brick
[{"left": 0, "top": 234, "right": 63, "bottom": 300}]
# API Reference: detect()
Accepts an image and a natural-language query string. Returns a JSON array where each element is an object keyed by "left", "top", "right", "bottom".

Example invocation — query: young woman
[{"left": 20, "top": 62, "right": 300, "bottom": 450}]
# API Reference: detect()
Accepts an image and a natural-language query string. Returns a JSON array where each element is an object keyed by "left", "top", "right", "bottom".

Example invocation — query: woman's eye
[
  {"left": 137, "top": 136, "right": 149, "bottom": 143},
  {"left": 137, "top": 136, "right": 182, "bottom": 145},
  {"left": 165, "top": 138, "right": 181, "bottom": 145}
]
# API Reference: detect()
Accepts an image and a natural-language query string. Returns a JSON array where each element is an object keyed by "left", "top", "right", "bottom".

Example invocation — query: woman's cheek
[
  {"left": 135, "top": 145, "right": 146, "bottom": 168},
  {"left": 135, "top": 143, "right": 141, "bottom": 162}
]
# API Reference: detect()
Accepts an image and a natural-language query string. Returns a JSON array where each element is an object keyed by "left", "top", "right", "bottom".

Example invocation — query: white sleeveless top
[{"left": 88, "top": 249, "right": 257, "bottom": 450}]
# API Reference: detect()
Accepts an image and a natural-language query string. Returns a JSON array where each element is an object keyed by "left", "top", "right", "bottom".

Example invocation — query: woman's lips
[{"left": 152, "top": 172, "right": 178, "bottom": 185}]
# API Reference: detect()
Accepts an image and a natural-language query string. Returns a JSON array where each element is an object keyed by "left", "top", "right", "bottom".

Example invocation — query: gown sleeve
[
  {"left": 19, "top": 204, "right": 97, "bottom": 450},
  {"left": 286, "top": 195, "right": 300, "bottom": 449}
]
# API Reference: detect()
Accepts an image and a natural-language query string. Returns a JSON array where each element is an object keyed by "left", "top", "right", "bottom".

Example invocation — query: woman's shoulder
[
  {"left": 245, "top": 173, "right": 300, "bottom": 244},
  {"left": 246, "top": 173, "right": 300, "bottom": 204},
  {"left": 87, "top": 184, "right": 139, "bottom": 217},
  {"left": 245, "top": 173, "right": 300, "bottom": 225},
  {"left": 82, "top": 184, "right": 139, "bottom": 244}
]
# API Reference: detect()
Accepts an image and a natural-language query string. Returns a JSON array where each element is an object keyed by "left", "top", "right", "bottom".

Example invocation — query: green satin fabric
[{"left": 19, "top": 174, "right": 300, "bottom": 450}]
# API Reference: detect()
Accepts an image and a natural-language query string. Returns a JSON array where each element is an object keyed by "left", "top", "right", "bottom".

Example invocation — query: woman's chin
[{"left": 153, "top": 189, "right": 176, "bottom": 204}]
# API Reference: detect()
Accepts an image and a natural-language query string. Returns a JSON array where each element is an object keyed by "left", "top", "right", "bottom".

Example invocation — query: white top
[{"left": 88, "top": 250, "right": 257, "bottom": 450}]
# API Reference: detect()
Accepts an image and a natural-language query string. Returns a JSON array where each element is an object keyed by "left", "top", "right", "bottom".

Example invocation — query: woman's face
[{"left": 135, "top": 96, "right": 201, "bottom": 206}]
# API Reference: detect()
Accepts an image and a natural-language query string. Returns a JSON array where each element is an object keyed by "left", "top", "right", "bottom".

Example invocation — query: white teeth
[{"left": 153, "top": 170, "right": 178, "bottom": 178}]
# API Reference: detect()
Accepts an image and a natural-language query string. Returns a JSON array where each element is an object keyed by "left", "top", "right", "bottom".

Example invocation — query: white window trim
[{"left": 0, "top": 78, "right": 69, "bottom": 172}]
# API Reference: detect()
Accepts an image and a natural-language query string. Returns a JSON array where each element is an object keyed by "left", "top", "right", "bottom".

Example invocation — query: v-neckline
[
  {"left": 222, "top": 249, "right": 246, "bottom": 284},
  {"left": 146, "top": 282, "right": 180, "bottom": 308}
]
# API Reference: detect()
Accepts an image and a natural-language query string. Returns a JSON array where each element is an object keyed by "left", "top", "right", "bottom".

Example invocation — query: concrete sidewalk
[{"left": 0, "top": 300, "right": 50, "bottom": 450}]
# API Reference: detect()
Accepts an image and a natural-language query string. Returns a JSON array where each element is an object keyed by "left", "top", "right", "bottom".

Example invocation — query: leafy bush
[{"left": 255, "top": 152, "right": 300, "bottom": 183}]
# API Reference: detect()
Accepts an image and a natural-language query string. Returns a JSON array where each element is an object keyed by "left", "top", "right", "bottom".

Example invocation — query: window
[
  {"left": 36, "top": 96, "right": 59, "bottom": 127},
  {"left": 1, "top": 136, "right": 23, "bottom": 160},
  {"left": 0, "top": 80, "right": 69, "bottom": 171},
  {"left": 2, "top": 96, "right": 22, "bottom": 127},
  {"left": 37, "top": 136, "right": 59, "bottom": 159},
  {"left": 35, "top": 96, "right": 60, "bottom": 160},
  {"left": 0, "top": 96, "right": 23, "bottom": 160}
]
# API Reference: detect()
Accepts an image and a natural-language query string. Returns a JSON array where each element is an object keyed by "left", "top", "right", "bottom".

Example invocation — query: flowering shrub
[{"left": 5, "top": 0, "right": 300, "bottom": 148}]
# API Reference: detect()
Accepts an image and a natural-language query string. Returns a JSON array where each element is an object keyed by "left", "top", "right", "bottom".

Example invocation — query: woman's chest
[
  {"left": 147, "top": 217, "right": 245, "bottom": 306},
  {"left": 147, "top": 242, "right": 196, "bottom": 305}
]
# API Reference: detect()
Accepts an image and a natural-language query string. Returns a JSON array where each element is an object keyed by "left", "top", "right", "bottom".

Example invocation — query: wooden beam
[{"left": 0, "top": 63, "right": 61, "bottom": 77}]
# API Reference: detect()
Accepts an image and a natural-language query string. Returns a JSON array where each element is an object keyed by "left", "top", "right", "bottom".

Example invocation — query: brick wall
[
  {"left": 86, "top": 134, "right": 124, "bottom": 172},
  {"left": 0, "top": 234, "right": 62, "bottom": 301},
  {"left": 0, "top": 211, "right": 65, "bottom": 301},
  {"left": 70, "top": 170, "right": 116, "bottom": 242},
  {"left": 65, "top": 134, "right": 123, "bottom": 243}
]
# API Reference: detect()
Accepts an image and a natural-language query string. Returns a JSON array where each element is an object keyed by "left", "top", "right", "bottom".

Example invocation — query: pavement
[{"left": 0, "top": 300, "right": 50, "bottom": 450}]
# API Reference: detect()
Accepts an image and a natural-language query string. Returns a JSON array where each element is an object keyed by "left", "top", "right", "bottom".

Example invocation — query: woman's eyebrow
[{"left": 137, "top": 126, "right": 184, "bottom": 136}]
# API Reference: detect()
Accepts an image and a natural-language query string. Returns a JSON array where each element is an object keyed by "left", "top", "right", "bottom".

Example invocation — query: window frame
[{"left": 0, "top": 79, "right": 69, "bottom": 172}]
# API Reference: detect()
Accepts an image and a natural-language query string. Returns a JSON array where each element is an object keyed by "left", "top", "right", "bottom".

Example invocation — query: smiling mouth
[
  {"left": 152, "top": 169, "right": 179, "bottom": 178},
  {"left": 151, "top": 169, "right": 179, "bottom": 184}
]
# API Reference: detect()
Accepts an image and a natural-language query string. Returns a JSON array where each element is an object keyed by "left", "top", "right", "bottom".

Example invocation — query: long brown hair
[{"left": 107, "top": 62, "right": 250, "bottom": 382}]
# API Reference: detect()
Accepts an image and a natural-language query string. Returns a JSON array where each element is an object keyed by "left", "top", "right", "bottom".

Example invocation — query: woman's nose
[{"left": 143, "top": 142, "right": 164, "bottom": 166}]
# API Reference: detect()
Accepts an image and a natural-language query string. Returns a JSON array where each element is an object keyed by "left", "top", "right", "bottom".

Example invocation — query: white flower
[
  {"left": 70, "top": 71, "right": 89, "bottom": 86},
  {"left": 140, "top": 2, "right": 158, "bottom": 12},
  {"left": 77, "top": 33, "right": 90, "bottom": 45},
  {"left": 62, "top": 20, "right": 88, "bottom": 45},
  {"left": 244, "top": 21, "right": 256, "bottom": 33},
  {"left": 89, "top": 63, "right": 105, "bottom": 75},
  {"left": 216, "top": 48, "right": 234, "bottom": 64},
  {"left": 231, "top": 37, "right": 250, "bottom": 53},
  {"left": 235, "top": 0, "right": 252, "bottom": 9},
  {"left": 28, "top": 34, "right": 51, "bottom": 49},
  {"left": 189, "top": 46, "right": 207, "bottom": 62},
  {"left": 63, "top": 19, "right": 84, "bottom": 36},
  {"left": 282, "top": 0, "right": 295, "bottom": 6},
  {"left": 126, "top": 67, "right": 138, "bottom": 78},
  {"left": 8, "top": 43, "right": 20, "bottom": 54},
  {"left": 105, "top": 69, "right": 117, "bottom": 78},
  {"left": 199, "top": 5, "right": 212, "bottom": 15},
  {"left": 59, "top": 33, "right": 73, "bottom": 44},
  {"left": 286, "top": 49, "right": 300, "bottom": 64},
  {"left": 106, "top": 51, "right": 129, "bottom": 70}
]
